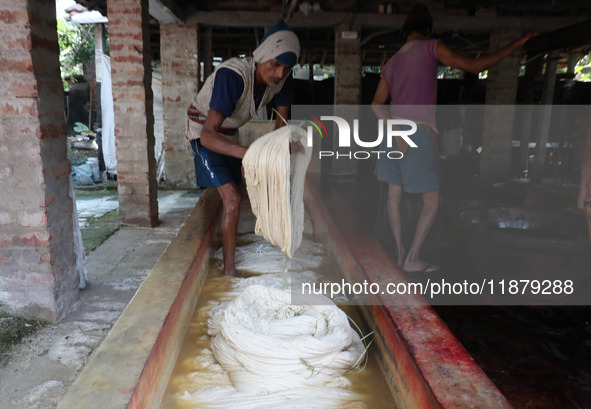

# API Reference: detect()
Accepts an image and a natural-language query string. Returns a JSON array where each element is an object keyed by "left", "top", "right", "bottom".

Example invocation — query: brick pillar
[
  {"left": 334, "top": 25, "right": 360, "bottom": 105},
  {"left": 480, "top": 29, "right": 522, "bottom": 183},
  {"left": 333, "top": 25, "right": 361, "bottom": 175},
  {"left": 0, "top": 0, "right": 79, "bottom": 321},
  {"left": 160, "top": 23, "right": 198, "bottom": 189},
  {"left": 108, "top": 0, "right": 158, "bottom": 226}
]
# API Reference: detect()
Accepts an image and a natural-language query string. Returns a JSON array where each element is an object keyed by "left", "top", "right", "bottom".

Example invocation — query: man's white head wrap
[{"left": 253, "top": 20, "right": 300, "bottom": 67}]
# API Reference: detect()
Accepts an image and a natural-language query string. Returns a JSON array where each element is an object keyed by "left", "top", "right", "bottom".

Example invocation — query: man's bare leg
[
  {"left": 386, "top": 184, "right": 406, "bottom": 266},
  {"left": 216, "top": 182, "right": 242, "bottom": 276},
  {"left": 403, "top": 190, "right": 440, "bottom": 273}
]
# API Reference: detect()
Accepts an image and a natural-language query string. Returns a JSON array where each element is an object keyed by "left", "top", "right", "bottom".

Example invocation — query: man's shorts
[
  {"left": 190, "top": 139, "right": 243, "bottom": 188},
  {"left": 374, "top": 125, "right": 439, "bottom": 193}
]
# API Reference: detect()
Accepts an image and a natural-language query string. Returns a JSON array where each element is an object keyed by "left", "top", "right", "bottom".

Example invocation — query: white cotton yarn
[
  {"left": 214, "top": 237, "right": 324, "bottom": 274},
  {"left": 208, "top": 285, "right": 364, "bottom": 394},
  {"left": 242, "top": 125, "right": 312, "bottom": 258},
  {"left": 173, "top": 271, "right": 370, "bottom": 409}
]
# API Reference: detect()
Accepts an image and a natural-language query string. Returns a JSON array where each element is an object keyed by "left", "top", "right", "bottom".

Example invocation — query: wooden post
[
  {"left": 585, "top": 199, "right": 591, "bottom": 243},
  {"left": 567, "top": 53, "right": 581, "bottom": 74},
  {"left": 308, "top": 55, "right": 314, "bottom": 103},
  {"left": 577, "top": 114, "right": 591, "bottom": 210},
  {"left": 518, "top": 55, "right": 544, "bottom": 178},
  {"left": 531, "top": 51, "right": 559, "bottom": 184},
  {"left": 203, "top": 27, "right": 213, "bottom": 81}
]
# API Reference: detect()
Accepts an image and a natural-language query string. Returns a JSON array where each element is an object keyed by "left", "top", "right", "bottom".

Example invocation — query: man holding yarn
[{"left": 186, "top": 21, "right": 300, "bottom": 275}]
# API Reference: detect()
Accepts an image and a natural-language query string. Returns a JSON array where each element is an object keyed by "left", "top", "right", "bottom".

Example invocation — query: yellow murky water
[{"left": 159, "top": 241, "right": 398, "bottom": 409}]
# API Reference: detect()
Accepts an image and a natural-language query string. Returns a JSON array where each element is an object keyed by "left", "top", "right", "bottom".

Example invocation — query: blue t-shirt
[{"left": 209, "top": 67, "right": 293, "bottom": 118}]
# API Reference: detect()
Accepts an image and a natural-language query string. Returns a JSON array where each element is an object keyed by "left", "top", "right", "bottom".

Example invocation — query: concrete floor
[{"left": 0, "top": 189, "right": 202, "bottom": 409}]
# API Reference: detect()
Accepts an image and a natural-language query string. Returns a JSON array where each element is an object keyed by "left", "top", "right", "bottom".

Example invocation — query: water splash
[{"left": 282, "top": 255, "right": 291, "bottom": 290}]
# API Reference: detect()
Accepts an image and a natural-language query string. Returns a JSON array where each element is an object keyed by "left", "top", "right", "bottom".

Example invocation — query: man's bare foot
[
  {"left": 396, "top": 250, "right": 406, "bottom": 269},
  {"left": 402, "top": 259, "right": 440, "bottom": 273},
  {"left": 224, "top": 267, "right": 237, "bottom": 276}
]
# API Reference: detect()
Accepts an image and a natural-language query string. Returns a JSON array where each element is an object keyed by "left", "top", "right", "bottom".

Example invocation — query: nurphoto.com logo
[{"left": 304, "top": 115, "right": 418, "bottom": 160}]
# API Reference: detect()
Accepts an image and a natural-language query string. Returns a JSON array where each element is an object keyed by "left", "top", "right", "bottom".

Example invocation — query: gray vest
[{"left": 192, "top": 57, "right": 287, "bottom": 130}]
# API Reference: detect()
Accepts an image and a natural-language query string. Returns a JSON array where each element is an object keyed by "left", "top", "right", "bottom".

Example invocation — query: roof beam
[
  {"left": 149, "top": 0, "right": 183, "bottom": 24},
  {"left": 186, "top": 10, "right": 586, "bottom": 33},
  {"left": 525, "top": 19, "right": 591, "bottom": 54}
]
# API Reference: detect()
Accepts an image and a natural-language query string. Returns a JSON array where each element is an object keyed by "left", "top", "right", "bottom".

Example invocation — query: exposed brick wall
[
  {"left": 160, "top": 23, "right": 198, "bottom": 189},
  {"left": 480, "top": 29, "right": 521, "bottom": 183},
  {"left": 0, "top": 0, "right": 79, "bottom": 321},
  {"left": 108, "top": 0, "right": 158, "bottom": 226},
  {"left": 334, "top": 25, "right": 361, "bottom": 106},
  {"left": 333, "top": 25, "right": 361, "bottom": 175}
]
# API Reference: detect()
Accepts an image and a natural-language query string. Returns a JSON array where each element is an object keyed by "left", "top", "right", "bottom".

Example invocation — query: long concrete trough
[{"left": 57, "top": 177, "right": 512, "bottom": 409}]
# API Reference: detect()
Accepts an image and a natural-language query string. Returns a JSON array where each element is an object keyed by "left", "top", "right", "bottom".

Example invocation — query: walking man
[{"left": 372, "top": 3, "right": 536, "bottom": 273}]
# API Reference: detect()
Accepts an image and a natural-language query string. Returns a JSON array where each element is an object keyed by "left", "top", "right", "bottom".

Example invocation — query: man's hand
[
  {"left": 395, "top": 135, "right": 410, "bottom": 154},
  {"left": 202, "top": 109, "right": 247, "bottom": 159},
  {"left": 274, "top": 106, "right": 290, "bottom": 130},
  {"left": 290, "top": 140, "right": 305, "bottom": 155},
  {"left": 515, "top": 31, "right": 539, "bottom": 48}
]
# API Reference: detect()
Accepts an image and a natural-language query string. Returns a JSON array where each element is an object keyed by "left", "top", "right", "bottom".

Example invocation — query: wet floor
[
  {"left": 74, "top": 189, "right": 119, "bottom": 229},
  {"left": 437, "top": 234, "right": 591, "bottom": 409},
  {"left": 74, "top": 189, "right": 202, "bottom": 253},
  {"left": 336, "top": 174, "right": 591, "bottom": 409},
  {"left": 435, "top": 305, "right": 591, "bottom": 408}
]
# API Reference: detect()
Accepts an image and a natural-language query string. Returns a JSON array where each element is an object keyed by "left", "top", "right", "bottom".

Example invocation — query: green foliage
[
  {"left": 437, "top": 66, "right": 465, "bottom": 80},
  {"left": 575, "top": 53, "right": 591, "bottom": 82},
  {"left": 57, "top": 18, "right": 95, "bottom": 90},
  {"left": 0, "top": 310, "right": 45, "bottom": 364},
  {"left": 73, "top": 122, "right": 93, "bottom": 135}
]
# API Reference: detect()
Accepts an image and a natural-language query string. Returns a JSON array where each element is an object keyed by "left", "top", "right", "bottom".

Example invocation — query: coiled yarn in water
[{"left": 208, "top": 285, "right": 364, "bottom": 393}]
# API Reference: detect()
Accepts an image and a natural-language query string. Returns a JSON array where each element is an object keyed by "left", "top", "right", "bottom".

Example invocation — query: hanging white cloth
[
  {"left": 68, "top": 169, "right": 89, "bottom": 290},
  {"left": 100, "top": 54, "right": 117, "bottom": 174}
]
